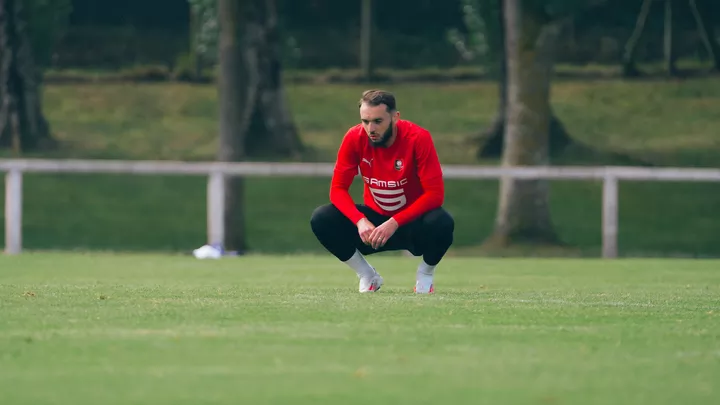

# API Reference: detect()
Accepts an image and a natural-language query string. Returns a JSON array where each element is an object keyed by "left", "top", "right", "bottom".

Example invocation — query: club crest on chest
[{"left": 394, "top": 159, "right": 404, "bottom": 171}]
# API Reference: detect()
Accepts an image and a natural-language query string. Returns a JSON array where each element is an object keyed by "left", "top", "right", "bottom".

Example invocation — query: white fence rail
[{"left": 3, "top": 158, "right": 720, "bottom": 258}]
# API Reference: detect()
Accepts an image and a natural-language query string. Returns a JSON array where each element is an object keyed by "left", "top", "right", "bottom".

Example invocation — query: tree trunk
[
  {"left": 663, "top": 0, "right": 677, "bottom": 77},
  {"left": 485, "top": 0, "right": 561, "bottom": 248},
  {"left": 217, "top": 0, "right": 249, "bottom": 252},
  {"left": 359, "top": 0, "right": 373, "bottom": 81},
  {"left": 217, "top": 0, "right": 303, "bottom": 252},
  {"left": 622, "top": 0, "right": 653, "bottom": 77},
  {"left": 477, "top": 82, "right": 571, "bottom": 158},
  {"left": 476, "top": 0, "right": 508, "bottom": 158},
  {"left": 242, "top": 0, "right": 303, "bottom": 158},
  {"left": 189, "top": 5, "right": 203, "bottom": 78},
  {"left": 0, "top": 0, "right": 53, "bottom": 153},
  {"left": 689, "top": 0, "right": 720, "bottom": 72},
  {"left": 476, "top": 0, "right": 571, "bottom": 159}
]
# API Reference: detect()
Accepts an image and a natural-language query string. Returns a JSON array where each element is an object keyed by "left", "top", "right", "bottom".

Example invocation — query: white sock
[
  {"left": 344, "top": 250, "right": 376, "bottom": 279},
  {"left": 417, "top": 260, "right": 436, "bottom": 278}
]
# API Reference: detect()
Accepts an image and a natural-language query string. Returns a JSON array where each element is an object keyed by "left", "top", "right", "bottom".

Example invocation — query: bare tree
[
  {"left": 0, "top": 0, "right": 53, "bottom": 153},
  {"left": 217, "top": 0, "right": 303, "bottom": 251},
  {"left": 623, "top": 0, "right": 720, "bottom": 77}
]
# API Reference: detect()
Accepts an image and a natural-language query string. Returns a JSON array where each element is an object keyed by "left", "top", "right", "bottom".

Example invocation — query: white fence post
[
  {"left": 207, "top": 172, "right": 225, "bottom": 246},
  {"left": 5, "top": 169, "right": 23, "bottom": 255},
  {"left": 602, "top": 174, "right": 618, "bottom": 258}
]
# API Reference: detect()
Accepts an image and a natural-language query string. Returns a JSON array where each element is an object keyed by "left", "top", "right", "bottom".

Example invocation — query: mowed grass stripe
[{"left": 0, "top": 254, "right": 718, "bottom": 404}]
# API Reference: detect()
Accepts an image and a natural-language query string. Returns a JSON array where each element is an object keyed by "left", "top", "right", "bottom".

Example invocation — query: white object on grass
[{"left": 192, "top": 244, "right": 223, "bottom": 259}]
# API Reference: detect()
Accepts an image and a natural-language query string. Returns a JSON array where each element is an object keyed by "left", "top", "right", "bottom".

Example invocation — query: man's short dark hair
[{"left": 358, "top": 89, "right": 396, "bottom": 112}]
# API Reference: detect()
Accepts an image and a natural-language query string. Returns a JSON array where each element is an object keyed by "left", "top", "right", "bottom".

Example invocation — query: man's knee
[
  {"left": 422, "top": 208, "right": 455, "bottom": 239},
  {"left": 310, "top": 204, "right": 343, "bottom": 234}
]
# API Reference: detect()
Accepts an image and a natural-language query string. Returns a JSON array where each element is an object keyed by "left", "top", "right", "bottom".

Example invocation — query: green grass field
[
  {"left": 1, "top": 253, "right": 719, "bottom": 404},
  {"left": 1, "top": 78, "right": 719, "bottom": 256}
]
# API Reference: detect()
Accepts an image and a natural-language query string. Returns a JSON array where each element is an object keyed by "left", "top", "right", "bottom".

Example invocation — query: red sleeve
[
  {"left": 391, "top": 131, "right": 444, "bottom": 226},
  {"left": 329, "top": 130, "right": 366, "bottom": 225}
]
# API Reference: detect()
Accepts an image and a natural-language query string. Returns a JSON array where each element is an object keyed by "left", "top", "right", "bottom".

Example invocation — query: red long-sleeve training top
[{"left": 329, "top": 119, "right": 445, "bottom": 227}]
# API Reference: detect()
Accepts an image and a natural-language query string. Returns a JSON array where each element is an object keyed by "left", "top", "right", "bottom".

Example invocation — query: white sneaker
[
  {"left": 359, "top": 273, "right": 384, "bottom": 293},
  {"left": 414, "top": 274, "right": 434, "bottom": 294}
]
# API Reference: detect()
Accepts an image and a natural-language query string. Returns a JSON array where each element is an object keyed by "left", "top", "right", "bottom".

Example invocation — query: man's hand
[
  {"left": 368, "top": 218, "right": 399, "bottom": 250},
  {"left": 356, "top": 218, "right": 376, "bottom": 245}
]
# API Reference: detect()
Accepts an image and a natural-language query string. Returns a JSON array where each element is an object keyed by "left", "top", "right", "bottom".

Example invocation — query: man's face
[{"left": 360, "top": 103, "right": 398, "bottom": 147}]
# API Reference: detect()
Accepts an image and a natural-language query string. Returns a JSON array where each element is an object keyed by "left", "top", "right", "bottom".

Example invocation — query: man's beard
[{"left": 369, "top": 123, "right": 394, "bottom": 147}]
